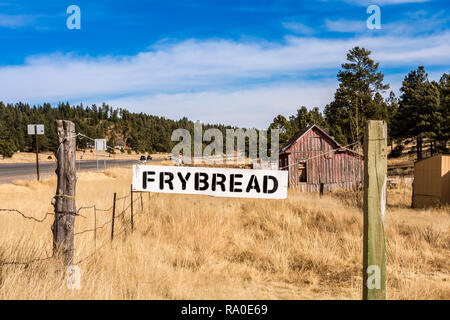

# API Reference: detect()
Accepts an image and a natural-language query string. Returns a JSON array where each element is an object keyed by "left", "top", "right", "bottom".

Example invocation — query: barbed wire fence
[
  {"left": 0, "top": 188, "right": 147, "bottom": 267},
  {"left": 0, "top": 122, "right": 153, "bottom": 270}
]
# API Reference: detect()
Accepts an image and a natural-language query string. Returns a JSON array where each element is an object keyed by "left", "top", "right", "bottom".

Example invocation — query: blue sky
[{"left": 0, "top": 0, "right": 449, "bottom": 127}]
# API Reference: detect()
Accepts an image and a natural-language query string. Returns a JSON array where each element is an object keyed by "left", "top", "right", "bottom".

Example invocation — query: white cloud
[
  {"left": 344, "top": 0, "right": 430, "bottom": 6},
  {"left": 282, "top": 22, "right": 315, "bottom": 34},
  {"left": 325, "top": 19, "right": 366, "bottom": 32},
  {"left": 0, "top": 14, "right": 35, "bottom": 28},
  {"left": 102, "top": 82, "right": 336, "bottom": 128},
  {"left": 0, "top": 31, "right": 448, "bottom": 127}
]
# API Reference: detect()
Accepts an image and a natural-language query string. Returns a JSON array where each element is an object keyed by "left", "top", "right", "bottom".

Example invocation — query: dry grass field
[{"left": 0, "top": 167, "right": 448, "bottom": 299}]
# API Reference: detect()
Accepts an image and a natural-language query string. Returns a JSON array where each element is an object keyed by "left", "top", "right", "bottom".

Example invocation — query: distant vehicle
[
  {"left": 140, "top": 155, "right": 146, "bottom": 163},
  {"left": 147, "top": 155, "right": 152, "bottom": 161}
]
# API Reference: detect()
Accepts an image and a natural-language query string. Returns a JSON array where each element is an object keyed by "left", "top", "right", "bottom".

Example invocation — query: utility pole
[{"left": 363, "top": 120, "right": 387, "bottom": 300}]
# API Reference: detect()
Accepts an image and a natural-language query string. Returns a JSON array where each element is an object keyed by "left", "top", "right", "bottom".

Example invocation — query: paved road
[{"left": 0, "top": 159, "right": 163, "bottom": 184}]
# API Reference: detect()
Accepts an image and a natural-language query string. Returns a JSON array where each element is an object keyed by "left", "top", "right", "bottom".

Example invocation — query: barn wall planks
[{"left": 280, "top": 126, "right": 363, "bottom": 191}]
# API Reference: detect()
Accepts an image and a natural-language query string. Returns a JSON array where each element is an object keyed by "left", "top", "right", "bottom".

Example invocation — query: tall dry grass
[{"left": 0, "top": 167, "right": 448, "bottom": 299}]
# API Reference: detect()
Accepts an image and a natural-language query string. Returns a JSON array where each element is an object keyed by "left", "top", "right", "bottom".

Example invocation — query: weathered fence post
[
  {"left": 363, "top": 120, "right": 387, "bottom": 300},
  {"left": 111, "top": 193, "right": 117, "bottom": 241},
  {"left": 319, "top": 183, "right": 324, "bottom": 197},
  {"left": 52, "top": 120, "right": 77, "bottom": 266},
  {"left": 130, "top": 184, "right": 134, "bottom": 231}
]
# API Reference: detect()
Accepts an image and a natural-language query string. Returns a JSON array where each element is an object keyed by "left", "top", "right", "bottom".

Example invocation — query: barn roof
[
  {"left": 280, "top": 124, "right": 362, "bottom": 157},
  {"left": 281, "top": 125, "right": 315, "bottom": 152}
]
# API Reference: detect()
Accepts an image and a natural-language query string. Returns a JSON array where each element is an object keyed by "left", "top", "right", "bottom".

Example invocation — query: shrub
[{"left": 389, "top": 144, "right": 404, "bottom": 158}]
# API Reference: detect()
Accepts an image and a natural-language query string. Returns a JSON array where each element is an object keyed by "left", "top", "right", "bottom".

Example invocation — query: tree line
[
  {"left": 269, "top": 47, "right": 449, "bottom": 160},
  {"left": 0, "top": 102, "right": 235, "bottom": 158}
]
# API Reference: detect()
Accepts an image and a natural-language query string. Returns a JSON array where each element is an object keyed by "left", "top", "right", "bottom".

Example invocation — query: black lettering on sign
[
  {"left": 263, "top": 175, "right": 278, "bottom": 193},
  {"left": 195, "top": 172, "right": 209, "bottom": 191},
  {"left": 177, "top": 172, "right": 191, "bottom": 190},
  {"left": 230, "top": 174, "right": 243, "bottom": 192},
  {"left": 246, "top": 174, "right": 261, "bottom": 193},
  {"left": 212, "top": 173, "right": 226, "bottom": 191},
  {"left": 142, "top": 171, "right": 155, "bottom": 189},
  {"left": 160, "top": 172, "right": 174, "bottom": 190}
]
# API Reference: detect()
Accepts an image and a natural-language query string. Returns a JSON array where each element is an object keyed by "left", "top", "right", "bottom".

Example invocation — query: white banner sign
[
  {"left": 95, "top": 139, "right": 106, "bottom": 151},
  {"left": 132, "top": 165, "right": 288, "bottom": 199},
  {"left": 27, "top": 124, "right": 44, "bottom": 135}
]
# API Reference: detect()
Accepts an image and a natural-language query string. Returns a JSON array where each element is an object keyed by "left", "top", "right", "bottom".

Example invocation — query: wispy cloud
[
  {"left": 0, "top": 13, "right": 35, "bottom": 28},
  {"left": 344, "top": 0, "right": 431, "bottom": 6},
  {"left": 325, "top": 18, "right": 366, "bottom": 32},
  {"left": 104, "top": 83, "right": 335, "bottom": 128},
  {"left": 282, "top": 21, "right": 315, "bottom": 35}
]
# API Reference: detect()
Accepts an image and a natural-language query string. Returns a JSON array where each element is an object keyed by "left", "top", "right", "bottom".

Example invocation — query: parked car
[
  {"left": 140, "top": 155, "right": 146, "bottom": 163},
  {"left": 147, "top": 155, "right": 152, "bottom": 161}
]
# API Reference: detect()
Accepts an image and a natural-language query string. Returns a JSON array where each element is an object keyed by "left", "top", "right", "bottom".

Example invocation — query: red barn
[{"left": 279, "top": 124, "right": 363, "bottom": 192}]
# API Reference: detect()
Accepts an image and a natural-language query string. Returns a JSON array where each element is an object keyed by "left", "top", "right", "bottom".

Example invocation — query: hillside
[{"left": 0, "top": 102, "right": 236, "bottom": 158}]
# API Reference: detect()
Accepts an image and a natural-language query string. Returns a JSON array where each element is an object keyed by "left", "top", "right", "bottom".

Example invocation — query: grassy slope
[{"left": 0, "top": 168, "right": 448, "bottom": 299}]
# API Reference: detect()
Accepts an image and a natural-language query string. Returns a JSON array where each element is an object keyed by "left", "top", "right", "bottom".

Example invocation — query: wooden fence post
[
  {"left": 52, "top": 120, "right": 77, "bottom": 266},
  {"left": 111, "top": 193, "right": 117, "bottom": 241},
  {"left": 130, "top": 184, "right": 134, "bottom": 231},
  {"left": 363, "top": 120, "right": 387, "bottom": 300}
]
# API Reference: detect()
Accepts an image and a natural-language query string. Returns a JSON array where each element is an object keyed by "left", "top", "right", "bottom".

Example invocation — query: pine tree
[
  {"left": 268, "top": 107, "right": 327, "bottom": 146},
  {"left": 396, "top": 66, "right": 441, "bottom": 160},
  {"left": 324, "top": 46, "right": 389, "bottom": 146},
  {"left": 268, "top": 115, "right": 292, "bottom": 146},
  {"left": 386, "top": 91, "right": 399, "bottom": 145},
  {"left": 437, "top": 73, "right": 450, "bottom": 153},
  {"left": 0, "top": 122, "right": 14, "bottom": 158}
]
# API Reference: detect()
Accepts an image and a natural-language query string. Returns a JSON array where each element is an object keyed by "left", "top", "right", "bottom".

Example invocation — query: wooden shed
[
  {"left": 279, "top": 124, "right": 363, "bottom": 192},
  {"left": 412, "top": 154, "right": 450, "bottom": 208}
]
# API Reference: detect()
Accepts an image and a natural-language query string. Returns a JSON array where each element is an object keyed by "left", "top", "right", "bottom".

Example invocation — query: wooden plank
[{"left": 363, "top": 120, "right": 387, "bottom": 300}]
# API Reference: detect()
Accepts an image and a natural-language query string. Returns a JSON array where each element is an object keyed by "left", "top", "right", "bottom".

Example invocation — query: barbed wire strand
[
  {"left": 0, "top": 190, "right": 134, "bottom": 266},
  {"left": 0, "top": 209, "right": 54, "bottom": 223}
]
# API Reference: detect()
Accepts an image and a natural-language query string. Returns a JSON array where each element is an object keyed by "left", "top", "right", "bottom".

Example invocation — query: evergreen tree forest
[
  {"left": 0, "top": 101, "right": 236, "bottom": 158},
  {"left": 269, "top": 47, "right": 449, "bottom": 160}
]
